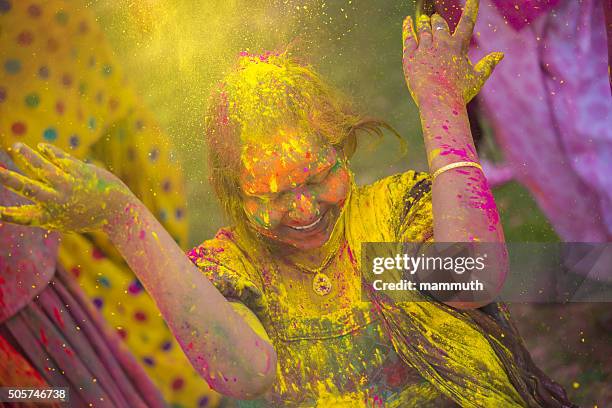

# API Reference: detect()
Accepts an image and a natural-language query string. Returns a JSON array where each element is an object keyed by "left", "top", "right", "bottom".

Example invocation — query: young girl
[{"left": 0, "top": 1, "right": 572, "bottom": 406}]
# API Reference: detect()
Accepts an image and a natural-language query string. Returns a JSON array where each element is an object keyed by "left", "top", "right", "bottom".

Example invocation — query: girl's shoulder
[
  {"left": 188, "top": 227, "right": 241, "bottom": 271},
  {"left": 354, "top": 170, "right": 431, "bottom": 203},
  {"left": 345, "top": 170, "right": 433, "bottom": 245}
]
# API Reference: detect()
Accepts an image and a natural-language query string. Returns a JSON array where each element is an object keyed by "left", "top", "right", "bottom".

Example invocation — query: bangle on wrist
[{"left": 431, "top": 161, "right": 483, "bottom": 181}]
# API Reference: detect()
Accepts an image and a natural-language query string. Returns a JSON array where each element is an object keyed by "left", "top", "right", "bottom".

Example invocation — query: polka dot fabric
[
  {"left": 0, "top": 1, "right": 219, "bottom": 407},
  {"left": 0, "top": 0, "right": 132, "bottom": 154}
]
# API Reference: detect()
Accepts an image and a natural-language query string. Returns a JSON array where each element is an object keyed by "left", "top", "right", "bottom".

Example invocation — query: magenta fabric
[
  {"left": 0, "top": 149, "right": 166, "bottom": 406},
  {"left": 469, "top": 0, "right": 612, "bottom": 242},
  {"left": 490, "top": 0, "right": 561, "bottom": 30},
  {"left": 436, "top": 0, "right": 612, "bottom": 243},
  {"left": 0, "top": 150, "right": 58, "bottom": 322},
  {"left": 0, "top": 266, "right": 166, "bottom": 408},
  {"left": 436, "top": 0, "right": 560, "bottom": 31}
]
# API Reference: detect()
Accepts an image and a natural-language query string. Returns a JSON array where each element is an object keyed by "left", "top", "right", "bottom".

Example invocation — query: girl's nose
[{"left": 288, "top": 189, "right": 320, "bottom": 224}]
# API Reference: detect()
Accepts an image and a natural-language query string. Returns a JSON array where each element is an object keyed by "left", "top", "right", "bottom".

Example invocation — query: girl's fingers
[
  {"left": 402, "top": 15, "right": 418, "bottom": 55},
  {"left": 454, "top": 0, "right": 479, "bottom": 50},
  {"left": 417, "top": 14, "right": 433, "bottom": 48},
  {"left": 12, "top": 143, "right": 65, "bottom": 185},
  {"left": 0, "top": 167, "right": 58, "bottom": 203},
  {"left": 37, "top": 143, "right": 82, "bottom": 175},
  {"left": 0, "top": 204, "right": 48, "bottom": 226},
  {"left": 431, "top": 13, "right": 451, "bottom": 42}
]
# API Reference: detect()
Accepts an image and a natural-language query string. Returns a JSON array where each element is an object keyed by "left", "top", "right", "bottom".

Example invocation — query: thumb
[{"left": 474, "top": 52, "right": 504, "bottom": 87}]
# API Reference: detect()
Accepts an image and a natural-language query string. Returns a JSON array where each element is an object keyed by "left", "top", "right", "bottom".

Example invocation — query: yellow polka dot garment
[{"left": 0, "top": 1, "right": 219, "bottom": 406}]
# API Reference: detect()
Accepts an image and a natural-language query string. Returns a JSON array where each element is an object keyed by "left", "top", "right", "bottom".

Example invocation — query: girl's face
[{"left": 238, "top": 128, "right": 351, "bottom": 251}]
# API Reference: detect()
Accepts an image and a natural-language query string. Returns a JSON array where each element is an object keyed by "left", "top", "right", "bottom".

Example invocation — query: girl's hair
[{"left": 204, "top": 50, "right": 399, "bottom": 227}]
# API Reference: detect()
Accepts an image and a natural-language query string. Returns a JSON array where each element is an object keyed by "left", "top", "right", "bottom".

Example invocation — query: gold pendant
[{"left": 312, "top": 272, "right": 332, "bottom": 296}]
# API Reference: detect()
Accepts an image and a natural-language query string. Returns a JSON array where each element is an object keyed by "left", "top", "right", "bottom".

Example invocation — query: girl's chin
[
  {"left": 260, "top": 230, "right": 329, "bottom": 251},
  {"left": 284, "top": 235, "right": 328, "bottom": 251}
]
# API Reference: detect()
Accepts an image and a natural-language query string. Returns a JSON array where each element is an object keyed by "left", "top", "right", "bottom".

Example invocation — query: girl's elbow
[
  {"left": 239, "top": 346, "right": 278, "bottom": 399},
  {"left": 247, "top": 343, "right": 278, "bottom": 398},
  {"left": 209, "top": 345, "right": 278, "bottom": 399}
]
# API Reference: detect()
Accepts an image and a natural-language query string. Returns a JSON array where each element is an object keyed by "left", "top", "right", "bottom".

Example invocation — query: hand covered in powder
[
  {"left": 0, "top": 143, "right": 132, "bottom": 232},
  {"left": 402, "top": 0, "right": 503, "bottom": 106}
]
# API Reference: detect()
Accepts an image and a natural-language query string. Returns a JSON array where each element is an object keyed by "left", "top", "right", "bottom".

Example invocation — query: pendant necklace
[
  {"left": 289, "top": 251, "right": 337, "bottom": 296},
  {"left": 279, "top": 229, "right": 343, "bottom": 297},
  {"left": 269, "top": 181, "right": 352, "bottom": 296}
]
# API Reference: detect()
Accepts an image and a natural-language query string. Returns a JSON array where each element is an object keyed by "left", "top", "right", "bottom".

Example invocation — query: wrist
[
  {"left": 417, "top": 99, "right": 475, "bottom": 170},
  {"left": 417, "top": 85, "right": 464, "bottom": 110},
  {"left": 409, "top": 72, "right": 464, "bottom": 104}
]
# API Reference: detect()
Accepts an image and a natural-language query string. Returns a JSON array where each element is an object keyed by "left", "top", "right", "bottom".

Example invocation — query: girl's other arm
[{"left": 0, "top": 143, "right": 277, "bottom": 398}]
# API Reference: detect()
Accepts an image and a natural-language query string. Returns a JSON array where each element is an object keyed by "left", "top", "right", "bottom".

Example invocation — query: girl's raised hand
[
  {"left": 402, "top": 0, "right": 503, "bottom": 107},
  {"left": 0, "top": 143, "right": 132, "bottom": 232}
]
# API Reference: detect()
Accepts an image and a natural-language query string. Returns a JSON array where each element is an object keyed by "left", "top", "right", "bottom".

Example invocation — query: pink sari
[{"left": 437, "top": 0, "right": 612, "bottom": 244}]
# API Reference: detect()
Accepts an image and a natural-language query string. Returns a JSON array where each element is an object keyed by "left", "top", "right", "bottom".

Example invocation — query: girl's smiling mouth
[
  {"left": 289, "top": 215, "right": 323, "bottom": 231},
  {"left": 281, "top": 207, "right": 336, "bottom": 245}
]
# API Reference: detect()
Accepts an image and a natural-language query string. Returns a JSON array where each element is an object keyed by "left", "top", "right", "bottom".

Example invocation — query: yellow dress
[
  {"left": 0, "top": 1, "right": 219, "bottom": 406},
  {"left": 189, "top": 171, "right": 526, "bottom": 407}
]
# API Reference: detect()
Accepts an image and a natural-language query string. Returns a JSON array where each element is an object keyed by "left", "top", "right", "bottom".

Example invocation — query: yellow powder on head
[
  {"left": 219, "top": 51, "right": 356, "bottom": 148},
  {"left": 204, "top": 50, "right": 400, "bottom": 231}
]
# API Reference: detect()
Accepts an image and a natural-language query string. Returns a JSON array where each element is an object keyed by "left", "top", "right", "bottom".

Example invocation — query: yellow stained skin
[
  {"left": 402, "top": 6, "right": 504, "bottom": 107},
  {"left": 238, "top": 129, "right": 350, "bottom": 252},
  {"left": 0, "top": 143, "right": 129, "bottom": 232},
  {"left": 0, "top": 142, "right": 278, "bottom": 399}
]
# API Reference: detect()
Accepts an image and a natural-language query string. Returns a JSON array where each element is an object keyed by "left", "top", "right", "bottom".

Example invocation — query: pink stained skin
[
  {"left": 402, "top": 0, "right": 508, "bottom": 307},
  {"left": 0, "top": 143, "right": 277, "bottom": 399},
  {"left": 437, "top": 0, "right": 612, "bottom": 243},
  {"left": 0, "top": 0, "right": 510, "bottom": 395},
  {"left": 403, "top": 1, "right": 504, "bottom": 242}
]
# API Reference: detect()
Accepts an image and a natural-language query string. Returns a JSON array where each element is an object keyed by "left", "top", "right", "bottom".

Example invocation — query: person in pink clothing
[{"left": 435, "top": 0, "right": 612, "bottom": 246}]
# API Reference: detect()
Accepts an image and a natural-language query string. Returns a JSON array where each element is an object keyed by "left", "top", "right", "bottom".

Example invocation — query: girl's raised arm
[
  {"left": 0, "top": 142, "right": 277, "bottom": 399},
  {"left": 401, "top": 0, "right": 508, "bottom": 307},
  {"left": 402, "top": 0, "right": 504, "bottom": 243}
]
